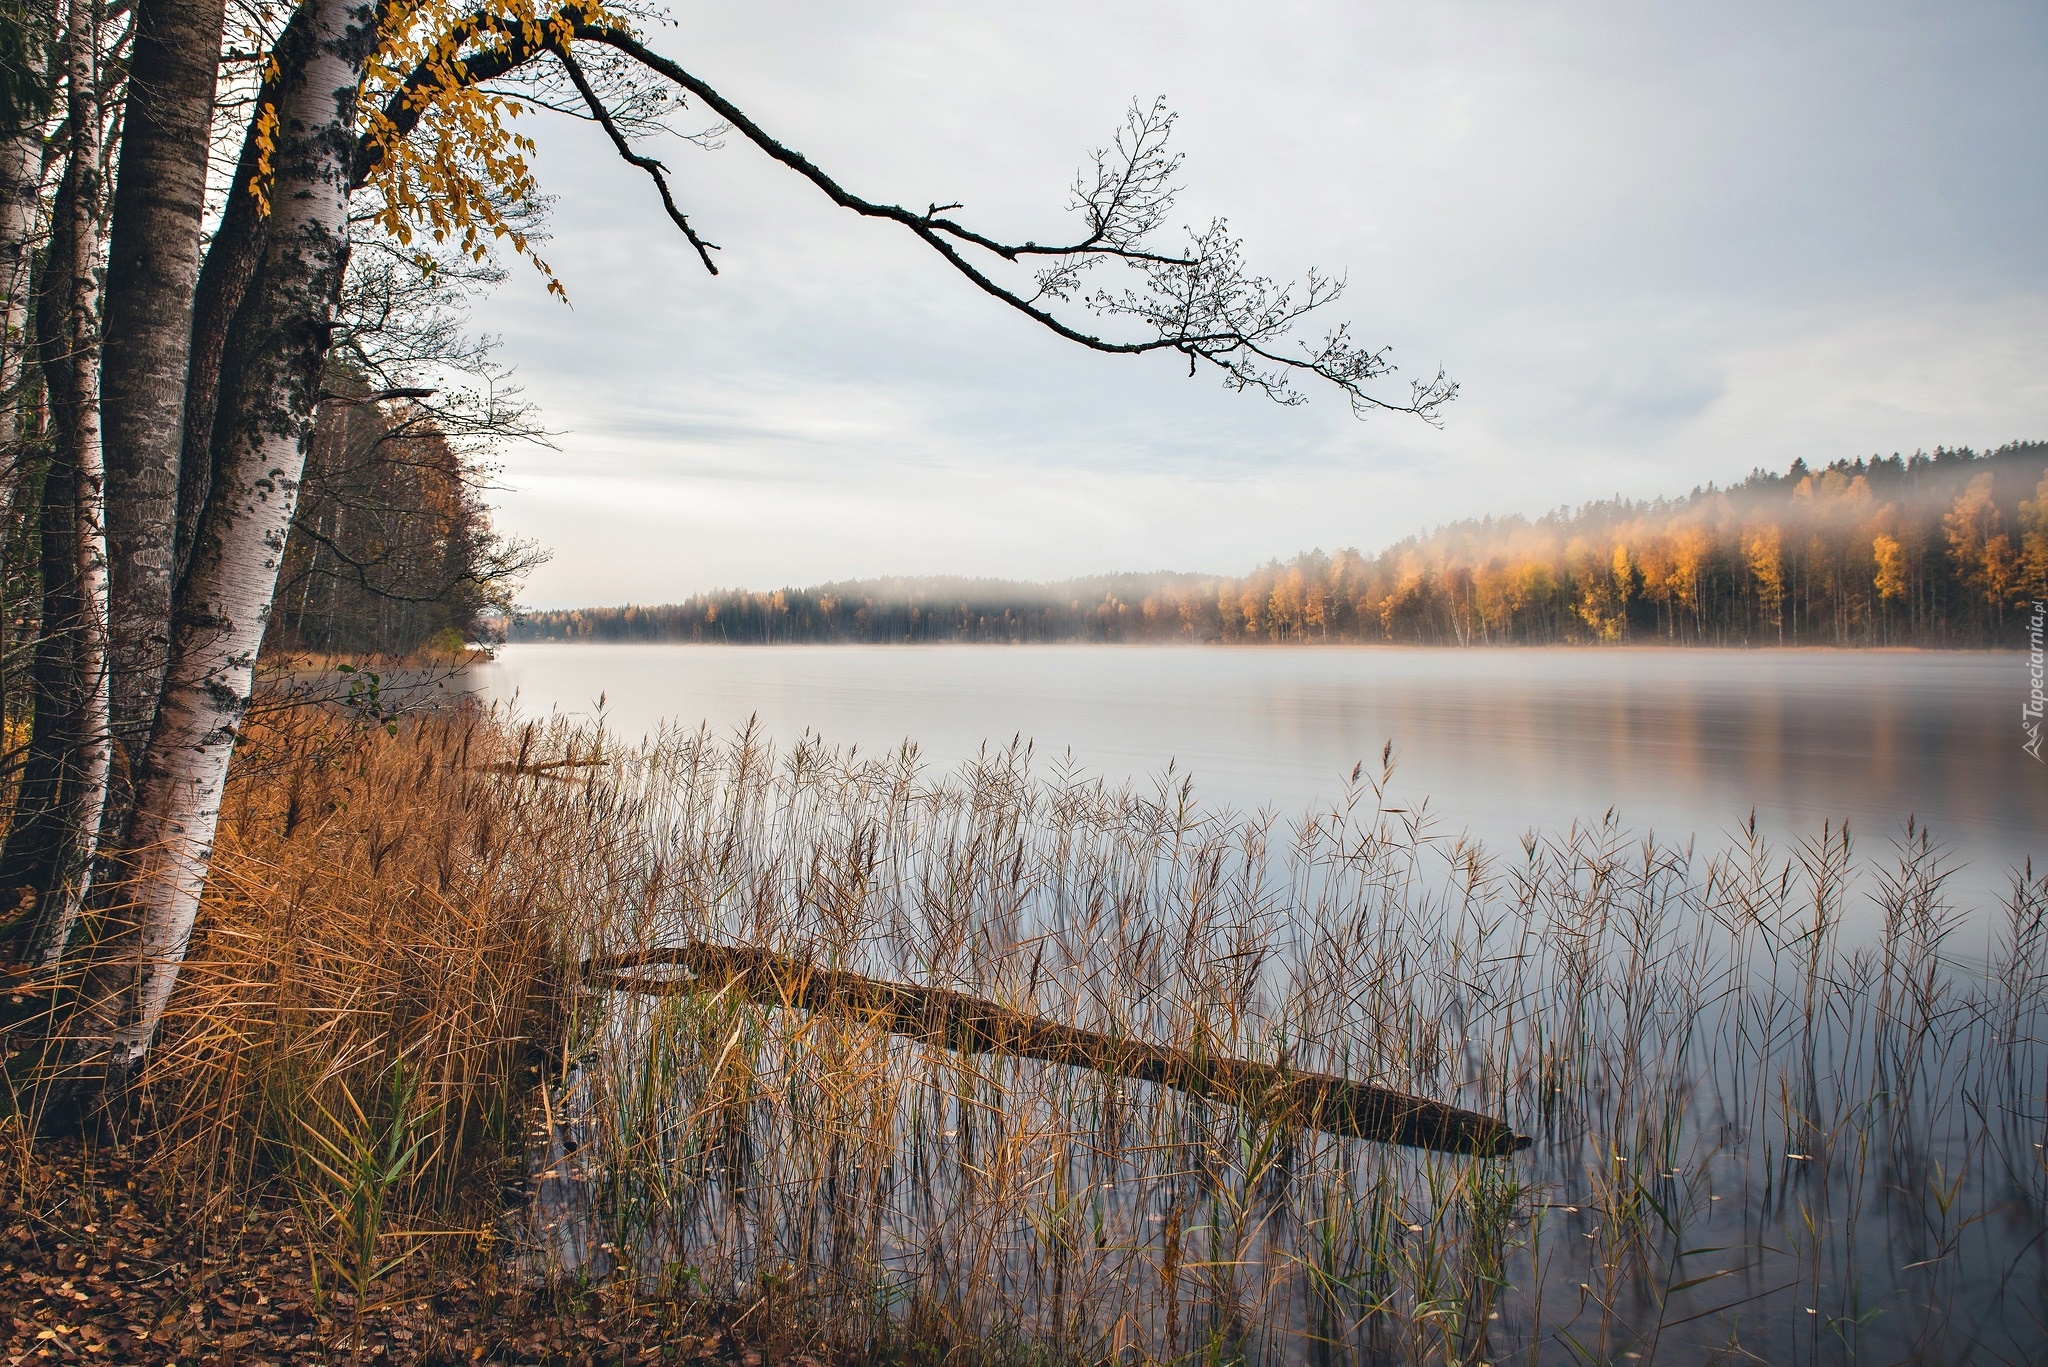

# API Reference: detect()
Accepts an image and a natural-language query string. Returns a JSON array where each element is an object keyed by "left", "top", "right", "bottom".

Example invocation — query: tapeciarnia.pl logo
[{"left": 2027, "top": 600, "right": 2045, "bottom": 762}]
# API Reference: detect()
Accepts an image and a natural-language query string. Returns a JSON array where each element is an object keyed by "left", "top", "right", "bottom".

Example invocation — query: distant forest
[
  {"left": 517, "top": 442, "right": 2048, "bottom": 647},
  {"left": 260, "top": 374, "right": 541, "bottom": 658}
]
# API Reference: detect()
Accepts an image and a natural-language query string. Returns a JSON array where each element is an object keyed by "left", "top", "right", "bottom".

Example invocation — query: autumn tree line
[
  {"left": 519, "top": 441, "right": 2048, "bottom": 648},
  {"left": 260, "top": 385, "right": 539, "bottom": 658},
  {"left": 254, "top": 240, "right": 547, "bottom": 658}
]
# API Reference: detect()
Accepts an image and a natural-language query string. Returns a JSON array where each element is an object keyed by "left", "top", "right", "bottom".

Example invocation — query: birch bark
[
  {"left": 43, "top": 0, "right": 111, "bottom": 962},
  {"left": 0, "top": 183, "right": 80, "bottom": 955},
  {"left": 0, "top": 122, "right": 46, "bottom": 848},
  {"left": 75, "top": 0, "right": 376, "bottom": 1070},
  {"left": 14, "top": 0, "right": 112, "bottom": 967},
  {"left": 0, "top": 120, "right": 42, "bottom": 504}
]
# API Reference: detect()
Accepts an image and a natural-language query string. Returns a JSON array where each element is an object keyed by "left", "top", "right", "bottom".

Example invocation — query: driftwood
[
  {"left": 584, "top": 942, "right": 1530, "bottom": 1158},
  {"left": 478, "top": 757, "right": 611, "bottom": 780}
]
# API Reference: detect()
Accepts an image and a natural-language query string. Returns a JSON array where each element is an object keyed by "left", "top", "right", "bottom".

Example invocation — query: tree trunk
[
  {"left": 0, "top": 178, "right": 82, "bottom": 953},
  {"left": 97, "top": 0, "right": 228, "bottom": 827},
  {"left": 173, "top": 4, "right": 309, "bottom": 589},
  {"left": 56, "top": 0, "right": 377, "bottom": 1086},
  {"left": 588, "top": 942, "right": 1531, "bottom": 1156},
  {"left": 0, "top": 115, "right": 48, "bottom": 794},
  {"left": 37, "top": 0, "right": 113, "bottom": 964},
  {"left": 0, "top": 448, "right": 81, "bottom": 960},
  {"left": 0, "top": 119, "right": 45, "bottom": 505}
]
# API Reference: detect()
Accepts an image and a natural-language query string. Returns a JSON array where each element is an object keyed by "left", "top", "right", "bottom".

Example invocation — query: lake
[
  {"left": 471, "top": 643, "right": 2045, "bottom": 918},
  {"left": 477, "top": 642, "right": 2048, "bottom": 1361}
]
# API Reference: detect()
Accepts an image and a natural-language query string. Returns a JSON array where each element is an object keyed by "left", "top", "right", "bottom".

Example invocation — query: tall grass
[
  {"left": 33, "top": 705, "right": 2047, "bottom": 1364},
  {"left": 81, "top": 708, "right": 583, "bottom": 1248},
  {"left": 543, "top": 721, "right": 2048, "bottom": 1365}
]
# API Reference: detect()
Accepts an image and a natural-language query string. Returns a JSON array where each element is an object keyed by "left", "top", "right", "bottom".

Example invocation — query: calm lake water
[{"left": 471, "top": 643, "right": 2045, "bottom": 916}]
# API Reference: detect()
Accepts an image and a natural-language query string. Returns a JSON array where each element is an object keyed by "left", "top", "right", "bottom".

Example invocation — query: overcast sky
[{"left": 462, "top": 0, "right": 2048, "bottom": 609}]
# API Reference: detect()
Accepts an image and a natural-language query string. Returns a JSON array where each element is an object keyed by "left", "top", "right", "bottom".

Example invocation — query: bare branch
[
  {"left": 554, "top": 46, "right": 718, "bottom": 275},
  {"left": 572, "top": 23, "right": 1455, "bottom": 422}
]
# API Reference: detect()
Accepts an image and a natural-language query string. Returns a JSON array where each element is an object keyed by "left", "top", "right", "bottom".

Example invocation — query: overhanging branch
[
  {"left": 573, "top": 23, "right": 1455, "bottom": 421},
  {"left": 356, "top": 10, "right": 1456, "bottom": 421},
  {"left": 555, "top": 46, "right": 718, "bottom": 275}
]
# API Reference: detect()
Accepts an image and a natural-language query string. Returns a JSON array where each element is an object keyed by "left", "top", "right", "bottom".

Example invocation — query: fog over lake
[{"left": 471, "top": 644, "right": 2044, "bottom": 918}]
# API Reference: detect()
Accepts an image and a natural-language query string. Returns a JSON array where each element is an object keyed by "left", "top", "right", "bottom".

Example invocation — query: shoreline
[{"left": 495, "top": 638, "right": 2029, "bottom": 653}]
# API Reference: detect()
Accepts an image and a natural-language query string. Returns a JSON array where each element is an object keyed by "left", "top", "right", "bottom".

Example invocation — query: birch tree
[
  {"left": 58, "top": 0, "right": 377, "bottom": 1083},
  {"left": 33, "top": 0, "right": 109, "bottom": 962},
  {"left": 0, "top": 1, "right": 51, "bottom": 514},
  {"left": 0, "top": 121, "right": 40, "bottom": 501},
  {"left": 0, "top": 0, "right": 109, "bottom": 968}
]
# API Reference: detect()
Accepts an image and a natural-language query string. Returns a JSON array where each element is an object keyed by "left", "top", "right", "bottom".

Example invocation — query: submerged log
[{"left": 585, "top": 942, "right": 1531, "bottom": 1158}]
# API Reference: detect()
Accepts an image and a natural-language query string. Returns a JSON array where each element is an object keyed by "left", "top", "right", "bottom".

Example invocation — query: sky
[{"left": 460, "top": 0, "right": 2048, "bottom": 609}]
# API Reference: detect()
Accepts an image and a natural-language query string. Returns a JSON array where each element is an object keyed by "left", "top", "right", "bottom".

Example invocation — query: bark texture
[
  {"left": 588, "top": 942, "right": 1530, "bottom": 1157},
  {"left": 0, "top": 114, "right": 47, "bottom": 784},
  {"left": 37, "top": 0, "right": 112, "bottom": 963},
  {"left": 0, "top": 118, "right": 43, "bottom": 503},
  {"left": 174, "top": 5, "right": 307, "bottom": 587},
  {"left": 97, "top": 0, "right": 227, "bottom": 813},
  {"left": 64, "top": 0, "right": 376, "bottom": 1077},
  {"left": 2, "top": 178, "right": 86, "bottom": 919}
]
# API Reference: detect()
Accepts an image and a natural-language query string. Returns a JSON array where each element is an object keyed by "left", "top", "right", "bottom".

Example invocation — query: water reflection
[
  {"left": 507, "top": 715, "right": 2048, "bottom": 1365},
  {"left": 472, "top": 644, "right": 2045, "bottom": 915}
]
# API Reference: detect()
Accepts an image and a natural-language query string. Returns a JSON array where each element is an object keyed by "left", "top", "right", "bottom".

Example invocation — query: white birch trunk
[
  {"left": 83, "top": 0, "right": 376, "bottom": 1068},
  {"left": 37, "top": 0, "right": 113, "bottom": 965},
  {"left": 0, "top": 126, "right": 42, "bottom": 499},
  {"left": 0, "top": 27, "right": 53, "bottom": 517}
]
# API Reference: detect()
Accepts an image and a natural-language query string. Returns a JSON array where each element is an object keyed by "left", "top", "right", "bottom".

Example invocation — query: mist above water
[{"left": 472, "top": 644, "right": 2045, "bottom": 924}]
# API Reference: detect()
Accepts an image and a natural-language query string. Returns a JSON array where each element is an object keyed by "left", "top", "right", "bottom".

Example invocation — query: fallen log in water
[{"left": 584, "top": 942, "right": 1531, "bottom": 1158}]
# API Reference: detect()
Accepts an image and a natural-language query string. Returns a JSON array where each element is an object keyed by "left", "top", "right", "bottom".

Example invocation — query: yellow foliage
[
  {"left": 1873, "top": 534, "right": 1908, "bottom": 603},
  {"left": 250, "top": 3, "right": 630, "bottom": 298},
  {"left": 361, "top": 3, "right": 596, "bottom": 293},
  {"left": 2020, "top": 470, "right": 2048, "bottom": 595},
  {"left": 1945, "top": 473, "right": 2022, "bottom": 608}
]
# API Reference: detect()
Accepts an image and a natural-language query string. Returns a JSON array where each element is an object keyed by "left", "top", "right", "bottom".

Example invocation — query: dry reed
[
  {"left": 14, "top": 704, "right": 2045, "bottom": 1365},
  {"left": 524, "top": 718, "right": 2046, "bottom": 1365}
]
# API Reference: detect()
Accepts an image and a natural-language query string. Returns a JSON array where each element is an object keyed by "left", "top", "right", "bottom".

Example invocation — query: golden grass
[{"left": 129, "top": 707, "right": 578, "bottom": 1224}]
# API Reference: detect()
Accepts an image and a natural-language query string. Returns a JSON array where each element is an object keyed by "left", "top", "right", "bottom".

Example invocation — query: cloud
[{"left": 466, "top": 0, "right": 2048, "bottom": 607}]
